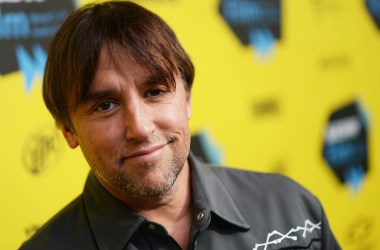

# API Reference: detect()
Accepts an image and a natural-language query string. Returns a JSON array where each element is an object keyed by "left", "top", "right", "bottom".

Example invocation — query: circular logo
[
  {"left": 345, "top": 216, "right": 376, "bottom": 249},
  {"left": 22, "top": 126, "right": 64, "bottom": 175}
]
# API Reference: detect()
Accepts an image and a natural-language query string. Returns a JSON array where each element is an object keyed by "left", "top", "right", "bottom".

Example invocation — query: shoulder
[
  {"left": 198, "top": 163, "right": 341, "bottom": 249},
  {"left": 211, "top": 165, "right": 313, "bottom": 197},
  {"left": 20, "top": 195, "right": 94, "bottom": 250},
  {"left": 209, "top": 165, "right": 322, "bottom": 220}
]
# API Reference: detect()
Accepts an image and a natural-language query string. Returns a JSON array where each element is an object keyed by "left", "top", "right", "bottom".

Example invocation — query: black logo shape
[
  {"left": 0, "top": 0, "right": 75, "bottom": 75},
  {"left": 365, "top": 0, "right": 380, "bottom": 29},
  {"left": 322, "top": 101, "right": 369, "bottom": 190},
  {"left": 218, "top": 0, "right": 281, "bottom": 56}
]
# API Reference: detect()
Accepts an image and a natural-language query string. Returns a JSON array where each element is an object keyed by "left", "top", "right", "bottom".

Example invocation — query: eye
[
  {"left": 145, "top": 88, "right": 166, "bottom": 98},
  {"left": 97, "top": 101, "right": 114, "bottom": 112}
]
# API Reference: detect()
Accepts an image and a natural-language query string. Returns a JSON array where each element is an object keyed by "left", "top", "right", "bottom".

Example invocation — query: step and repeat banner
[{"left": 1, "top": 0, "right": 379, "bottom": 249}]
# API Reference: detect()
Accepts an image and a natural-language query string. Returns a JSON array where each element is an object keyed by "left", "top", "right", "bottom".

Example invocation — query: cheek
[
  {"left": 77, "top": 125, "right": 124, "bottom": 168},
  {"left": 157, "top": 103, "right": 190, "bottom": 131},
  {"left": 77, "top": 120, "right": 124, "bottom": 150}
]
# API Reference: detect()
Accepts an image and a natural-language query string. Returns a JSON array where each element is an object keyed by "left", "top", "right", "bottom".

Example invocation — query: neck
[
  {"left": 132, "top": 161, "right": 193, "bottom": 222},
  {"left": 100, "top": 160, "right": 193, "bottom": 249}
]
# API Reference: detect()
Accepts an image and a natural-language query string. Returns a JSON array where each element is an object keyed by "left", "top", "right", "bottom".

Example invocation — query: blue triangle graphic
[
  {"left": 249, "top": 28, "right": 275, "bottom": 58},
  {"left": 345, "top": 165, "right": 365, "bottom": 192},
  {"left": 15, "top": 44, "right": 47, "bottom": 94}
]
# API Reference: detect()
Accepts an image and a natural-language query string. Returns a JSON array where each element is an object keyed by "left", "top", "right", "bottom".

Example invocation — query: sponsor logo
[
  {"left": 270, "top": 160, "right": 287, "bottom": 175},
  {"left": 322, "top": 101, "right": 369, "bottom": 191},
  {"left": 24, "top": 223, "right": 40, "bottom": 238},
  {"left": 219, "top": 0, "right": 281, "bottom": 58},
  {"left": 365, "top": 0, "right": 380, "bottom": 29},
  {"left": 319, "top": 53, "right": 351, "bottom": 70},
  {"left": 0, "top": 0, "right": 75, "bottom": 92},
  {"left": 191, "top": 130, "right": 223, "bottom": 164},
  {"left": 345, "top": 216, "right": 376, "bottom": 249},
  {"left": 252, "top": 97, "right": 280, "bottom": 117},
  {"left": 22, "top": 125, "right": 64, "bottom": 175}
]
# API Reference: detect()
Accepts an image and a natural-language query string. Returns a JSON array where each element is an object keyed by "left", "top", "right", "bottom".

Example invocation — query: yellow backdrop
[{"left": 1, "top": 0, "right": 379, "bottom": 249}]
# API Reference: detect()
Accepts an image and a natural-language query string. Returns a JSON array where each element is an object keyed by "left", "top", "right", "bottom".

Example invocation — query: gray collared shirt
[{"left": 20, "top": 153, "right": 341, "bottom": 250}]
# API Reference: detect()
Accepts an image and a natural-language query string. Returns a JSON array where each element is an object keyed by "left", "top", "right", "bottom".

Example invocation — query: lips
[
  {"left": 125, "top": 144, "right": 166, "bottom": 159},
  {"left": 119, "top": 138, "right": 176, "bottom": 164}
]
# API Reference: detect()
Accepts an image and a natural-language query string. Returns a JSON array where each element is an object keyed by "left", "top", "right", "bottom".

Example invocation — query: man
[{"left": 20, "top": 1, "right": 341, "bottom": 249}]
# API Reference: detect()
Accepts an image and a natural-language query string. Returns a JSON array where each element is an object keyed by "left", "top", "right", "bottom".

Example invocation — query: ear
[
  {"left": 186, "top": 96, "right": 192, "bottom": 120},
  {"left": 59, "top": 124, "right": 79, "bottom": 148}
]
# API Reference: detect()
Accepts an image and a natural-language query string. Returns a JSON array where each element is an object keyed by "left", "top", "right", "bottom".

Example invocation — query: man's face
[{"left": 61, "top": 46, "right": 192, "bottom": 199}]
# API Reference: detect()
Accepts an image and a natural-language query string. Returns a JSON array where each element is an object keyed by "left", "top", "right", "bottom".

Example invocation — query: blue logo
[
  {"left": 0, "top": 1, "right": 75, "bottom": 93},
  {"left": 365, "top": 0, "right": 380, "bottom": 29},
  {"left": 322, "top": 101, "right": 369, "bottom": 191},
  {"left": 15, "top": 44, "right": 47, "bottom": 92},
  {"left": 219, "top": 0, "right": 281, "bottom": 58},
  {"left": 191, "top": 130, "right": 223, "bottom": 165}
]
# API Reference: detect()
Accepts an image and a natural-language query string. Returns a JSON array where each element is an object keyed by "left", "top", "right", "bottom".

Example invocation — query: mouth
[
  {"left": 121, "top": 138, "right": 175, "bottom": 163},
  {"left": 125, "top": 144, "right": 166, "bottom": 159},
  {"left": 117, "top": 137, "right": 176, "bottom": 166}
]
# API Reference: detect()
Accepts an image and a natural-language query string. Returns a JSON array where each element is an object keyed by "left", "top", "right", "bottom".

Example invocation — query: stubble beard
[
  {"left": 93, "top": 137, "right": 190, "bottom": 199},
  {"left": 111, "top": 154, "right": 186, "bottom": 199}
]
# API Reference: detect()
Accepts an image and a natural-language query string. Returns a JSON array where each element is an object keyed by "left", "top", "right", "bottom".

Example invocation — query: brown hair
[{"left": 43, "top": 1, "right": 194, "bottom": 129}]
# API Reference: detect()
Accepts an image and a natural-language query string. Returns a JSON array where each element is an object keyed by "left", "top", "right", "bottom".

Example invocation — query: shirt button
[
  {"left": 148, "top": 224, "right": 155, "bottom": 230},
  {"left": 196, "top": 212, "right": 205, "bottom": 221}
]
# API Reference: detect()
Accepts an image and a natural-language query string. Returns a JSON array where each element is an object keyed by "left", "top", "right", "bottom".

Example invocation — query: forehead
[
  {"left": 78, "top": 41, "right": 179, "bottom": 104},
  {"left": 97, "top": 44, "right": 141, "bottom": 71},
  {"left": 93, "top": 44, "right": 149, "bottom": 82}
]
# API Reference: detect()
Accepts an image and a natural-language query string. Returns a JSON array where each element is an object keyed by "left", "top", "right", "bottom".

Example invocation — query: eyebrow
[
  {"left": 144, "top": 74, "right": 171, "bottom": 85},
  {"left": 82, "top": 89, "right": 115, "bottom": 103},
  {"left": 80, "top": 74, "right": 175, "bottom": 103}
]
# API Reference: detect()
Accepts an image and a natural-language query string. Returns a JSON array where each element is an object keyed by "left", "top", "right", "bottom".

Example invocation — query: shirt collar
[
  {"left": 83, "top": 172, "right": 146, "bottom": 249},
  {"left": 189, "top": 153, "right": 251, "bottom": 231},
  {"left": 83, "top": 152, "right": 250, "bottom": 249}
]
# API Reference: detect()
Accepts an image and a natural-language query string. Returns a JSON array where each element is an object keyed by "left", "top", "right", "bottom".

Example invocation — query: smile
[{"left": 123, "top": 143, "right": 167, "bottom": 162}]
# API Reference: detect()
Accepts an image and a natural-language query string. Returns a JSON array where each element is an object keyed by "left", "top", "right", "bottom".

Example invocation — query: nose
[{"left": 123, "top": 100, "right": 155, "bottom": 140}]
